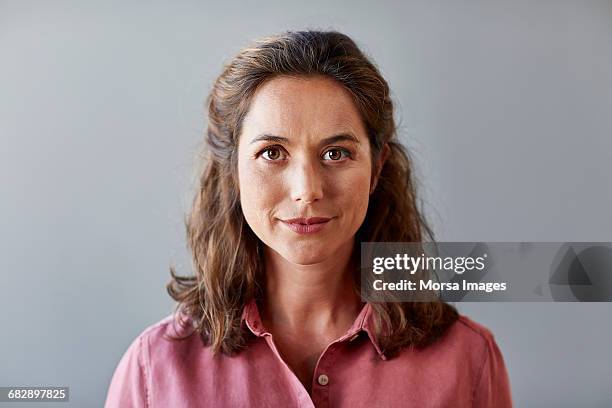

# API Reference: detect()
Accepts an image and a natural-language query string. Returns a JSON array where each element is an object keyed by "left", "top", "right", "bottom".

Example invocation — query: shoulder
[
  {"left": 445, "top": 314, "right": 504, "bottom": 368},
  {"left": 105, "top": 314, "right": 201, "bottom": 407},
  {"left": 436, "top": 313, "right": 499, "bottom": 353},
  {"left": 453, "top": 314, "right": 497, "bottom": 346},
  {"left": 134, "top": 313, "right": 201, "bottom": 362},
  {"left": 115, "top": 312, "right": 203, "bottom": 376},
  {"left": 449, "top": 315, "right": 513, "bottom": 406},
  {"left": 138, "top": 314, "right": 192, "bottom": 343},
  {"left": 113, "top": 313, "right": 198, "bottom": 364},
  {"left": 415, "top": 314, "right": 503, "bottom": 377}
]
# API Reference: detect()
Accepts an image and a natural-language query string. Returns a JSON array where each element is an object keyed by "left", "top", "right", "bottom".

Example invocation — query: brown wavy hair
[{"left": 167, "top": 30, "right": 458, "bottom": 358}]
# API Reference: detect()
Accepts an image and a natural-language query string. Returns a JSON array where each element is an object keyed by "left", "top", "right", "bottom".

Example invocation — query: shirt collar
[{"left": 241, "top": 299, "right": 387, "bottom": 360}]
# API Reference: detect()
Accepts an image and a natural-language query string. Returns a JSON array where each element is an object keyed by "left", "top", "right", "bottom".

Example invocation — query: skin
[{"left": 237, "top": 75, "right": 384, "bottom": 394}]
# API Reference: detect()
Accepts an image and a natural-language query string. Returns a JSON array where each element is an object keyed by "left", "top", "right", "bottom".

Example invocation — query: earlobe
[{"left": 370, "top": 143, "right": 390, "bottom": 194}]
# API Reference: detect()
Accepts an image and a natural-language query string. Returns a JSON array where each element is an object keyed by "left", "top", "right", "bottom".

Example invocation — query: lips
[
  {"left": 283, "top": 217, "right": 331, "bottom": 224},
  {"left": 280, "top": 217, "right": 332, "bottom": 235}
]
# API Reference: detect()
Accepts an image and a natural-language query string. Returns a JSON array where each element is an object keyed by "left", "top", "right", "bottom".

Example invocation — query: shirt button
[{"left": 317, "top": 374, "right": 329, "bottom": 386}]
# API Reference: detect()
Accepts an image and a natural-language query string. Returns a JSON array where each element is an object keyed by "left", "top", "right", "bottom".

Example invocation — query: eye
[
  {"left": 259, "top": 146, "right": 287, "bottom": 161},
  {"left": 323, "top": 147, "right": 351, "bottom": 161}
]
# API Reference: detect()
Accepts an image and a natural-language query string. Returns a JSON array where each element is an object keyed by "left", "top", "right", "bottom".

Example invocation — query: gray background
[{"left": 1, "top": 0, "right": 611, "bottom": 406}]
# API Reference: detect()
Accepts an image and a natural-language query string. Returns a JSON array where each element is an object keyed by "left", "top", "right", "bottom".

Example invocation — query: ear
[{"left": 370, "top": 143, "right": 390, "bottom": 194}]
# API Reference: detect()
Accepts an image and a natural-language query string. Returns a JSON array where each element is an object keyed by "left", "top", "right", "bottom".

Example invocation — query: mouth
[{"left": 279, "top": 217, "right": 333, "bottom": 235}]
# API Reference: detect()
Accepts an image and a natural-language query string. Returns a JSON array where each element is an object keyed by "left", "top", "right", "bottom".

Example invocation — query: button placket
[{"left": 311, "top": 343, "right": 339, "bottom": 408}]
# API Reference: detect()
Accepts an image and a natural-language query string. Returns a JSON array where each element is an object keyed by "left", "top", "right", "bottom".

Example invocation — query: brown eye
[
  {"left": 323, "top": 148, "right": 350, "bottom": 161},
  {"left": 261, "top": 146, "right": 284, "bottom": 161}
]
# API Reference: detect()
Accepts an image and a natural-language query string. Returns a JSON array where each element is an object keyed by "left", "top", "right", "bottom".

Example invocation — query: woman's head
[
  {"left": 168, "top": 30, "right": 457, "bottom": 355},
  {"left": 238, "top": 75, "right": 375, "bottom": 266}
]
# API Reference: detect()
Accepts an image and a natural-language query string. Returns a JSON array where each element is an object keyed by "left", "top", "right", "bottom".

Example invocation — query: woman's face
[{"left": 237, "top": 75, "right": 374, "bottom": 265}]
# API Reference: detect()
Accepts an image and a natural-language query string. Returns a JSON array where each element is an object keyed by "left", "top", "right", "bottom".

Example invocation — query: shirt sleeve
[
  {"left": 105, "top": 335, "right": 149, "bottom": 408},
  {"left": 472, "top": 334, "right": 513, "bottom": 407}
]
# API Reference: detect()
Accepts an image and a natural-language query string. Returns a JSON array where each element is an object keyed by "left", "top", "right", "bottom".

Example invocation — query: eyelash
[{"left": 256, "top": 145, "right": 353, "bottom": 163}]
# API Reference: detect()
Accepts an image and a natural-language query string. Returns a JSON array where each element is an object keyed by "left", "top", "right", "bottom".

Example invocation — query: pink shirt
[{"left": 105, "top": 301, "right": 512, "bottom": 407}]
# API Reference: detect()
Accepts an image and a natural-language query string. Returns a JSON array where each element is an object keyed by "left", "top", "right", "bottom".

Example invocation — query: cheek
[
  {"left": 238, "top": 159, "right": 283, "bottom": 229},
  {"left": 334, "top": 167, "right": 372, "bottom": 224}
]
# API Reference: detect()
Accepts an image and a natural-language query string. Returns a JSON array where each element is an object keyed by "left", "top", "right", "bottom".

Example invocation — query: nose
[{"left": 290, "top": 160, "right": 324, "bottom": 204}]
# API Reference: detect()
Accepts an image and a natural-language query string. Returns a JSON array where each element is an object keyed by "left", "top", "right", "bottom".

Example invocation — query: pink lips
[{"left": 280, "top": 217, "right": 332, "bottom": 235}]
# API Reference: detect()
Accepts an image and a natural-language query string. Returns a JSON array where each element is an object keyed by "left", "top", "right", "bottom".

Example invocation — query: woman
[{"left": 105, "top": 30, "right": 512, "bottom": 407}]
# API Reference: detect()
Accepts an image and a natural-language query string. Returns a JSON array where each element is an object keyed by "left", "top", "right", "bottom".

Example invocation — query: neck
[{"left": 261, "top": 239, "right": 361, "bottom": 335}]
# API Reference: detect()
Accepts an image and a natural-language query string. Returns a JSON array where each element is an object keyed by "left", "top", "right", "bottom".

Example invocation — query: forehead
[{"left": 241, "top": 75, "right": 367, "bottom": 140}]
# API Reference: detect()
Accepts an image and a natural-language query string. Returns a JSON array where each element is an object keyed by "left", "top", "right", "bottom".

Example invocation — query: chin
[{"left": 278, "top": 243, "right": 335, "bottom": 265}]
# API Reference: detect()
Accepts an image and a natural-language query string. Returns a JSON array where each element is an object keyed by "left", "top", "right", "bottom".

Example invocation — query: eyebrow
[{"left": 249, "top": 133, "right": 361, "bottom": 146}]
